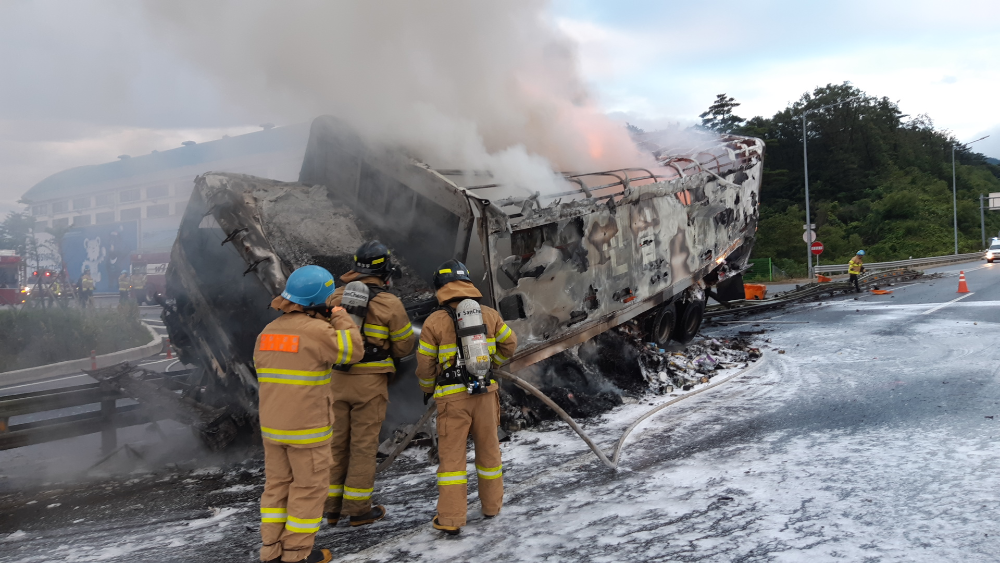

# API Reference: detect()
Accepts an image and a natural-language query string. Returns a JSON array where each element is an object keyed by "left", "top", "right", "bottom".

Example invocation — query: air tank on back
[
  {"left": 341, "top": 281, "right": 370, "bottom": 328},
  {"left": 455, "top": 298, "right": 491, "bottom": 379}
]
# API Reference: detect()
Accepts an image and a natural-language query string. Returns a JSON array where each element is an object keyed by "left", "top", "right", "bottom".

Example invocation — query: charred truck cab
[{"left": 163, "top": 116, "right": 763, "bottom": 445}]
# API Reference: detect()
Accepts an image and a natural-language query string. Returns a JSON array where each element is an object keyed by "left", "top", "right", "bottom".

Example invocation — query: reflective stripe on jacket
[
  {"left": 415, "top": 281, "right": 517, "bottom": 403},
  {"left": 848, "top": 257, "right": 863, "bottom": 275},
  {"left": 254, "top": 296, "right": 364, "bottom": 448},
  {"left": 326, "top": 275, "right": 415, "bottom": 374}
]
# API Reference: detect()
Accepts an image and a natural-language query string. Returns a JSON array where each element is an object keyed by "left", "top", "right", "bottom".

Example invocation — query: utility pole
[
  {"left": 799, "top": 95, "right": 861, "bottom": 280},
  {"left": 982, "top": 194, "right": 987, "bottom": 249},
  {"left": 952, "top": 135, "right": 989, "bottom": 254}
]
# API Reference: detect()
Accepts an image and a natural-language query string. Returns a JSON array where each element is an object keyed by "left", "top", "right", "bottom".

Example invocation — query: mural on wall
[{"left": 62, "top": 222, "right": 138, "bottom": 292}]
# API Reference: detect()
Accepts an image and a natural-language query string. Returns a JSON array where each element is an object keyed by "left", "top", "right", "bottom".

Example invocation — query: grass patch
[{"left": 0, "top": 303, "right": 151, "bottom": 372}]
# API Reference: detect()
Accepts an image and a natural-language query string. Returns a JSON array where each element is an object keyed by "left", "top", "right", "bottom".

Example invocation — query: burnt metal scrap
[
  {"left": 88, "top": 363, "right": 240, "bottom": 452},
  {"left": 162, "top": 116, "right": 765, "bottom": 442}
]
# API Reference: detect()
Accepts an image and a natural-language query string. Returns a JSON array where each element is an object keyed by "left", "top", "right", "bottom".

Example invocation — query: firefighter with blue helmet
[
  {"left": 256, "top": 265, "right": 364, "bottom": 563},
  {"left": 848, "top": 250, "right": 866, "bottom": 293}
]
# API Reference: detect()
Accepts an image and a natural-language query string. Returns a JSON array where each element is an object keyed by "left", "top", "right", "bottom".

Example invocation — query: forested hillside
[{"left": 699, "top": 83, "right": 1000, "bottom": 276}]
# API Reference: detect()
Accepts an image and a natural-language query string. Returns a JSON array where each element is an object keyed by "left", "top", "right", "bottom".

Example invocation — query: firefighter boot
[
  {"left": 325, "top": 512, "right": 340, "bottom": 526},
  {"left": 289, "top": 548, "right": 332, "bottom": 563},
  {"left": 432, "top": 516, "right": 461, "bottom": 535},
  {"left": 349, "top": 505, "right": 385, "bottom": 527}
]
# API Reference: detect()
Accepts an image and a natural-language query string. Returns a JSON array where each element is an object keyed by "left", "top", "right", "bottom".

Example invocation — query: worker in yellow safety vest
[
  {"left": 131, "top": 270, "right": 147, "bottom": 304},
  {"left": 118, "top": 270, "right": 131, "bottom": 303},
  {"left": 80, "top": 269, "right": 95, "bottom": 308},
  {"left": 848, "top": 250, "right": 865, "bottom": 293}
]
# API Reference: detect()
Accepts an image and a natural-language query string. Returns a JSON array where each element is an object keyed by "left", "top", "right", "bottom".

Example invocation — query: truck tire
[
  {"left": 674, "top": 299, "right": 705, "bottom": 344},
  {"left": 648, "top": 303, "right": 676, "bottom": 347}
]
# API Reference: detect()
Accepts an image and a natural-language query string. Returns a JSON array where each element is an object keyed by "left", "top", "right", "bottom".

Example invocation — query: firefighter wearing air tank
[
  {"left": 255, "top": 265, "right": 364, "bottom": 563},
  {"left": 416, "top": 259, "right": 517, "bottom": 535},
  {"left": 323, "top": 241, "right": 416, "bottom": 526}
]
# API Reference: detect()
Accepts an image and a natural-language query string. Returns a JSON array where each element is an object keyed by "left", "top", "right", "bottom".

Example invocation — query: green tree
[{"left": 699, "top": 94, "right": 745, "bottom": 133}]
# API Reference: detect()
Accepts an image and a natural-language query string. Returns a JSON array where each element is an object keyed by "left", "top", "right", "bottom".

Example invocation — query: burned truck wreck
[{"left": 161, "top": 116, "right": 764, "bottom": 446}]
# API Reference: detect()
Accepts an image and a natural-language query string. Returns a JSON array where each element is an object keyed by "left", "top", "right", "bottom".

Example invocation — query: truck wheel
[
  {"left": 649, "top": 303, "right": 676, "bottom": 347},
  {"left": 674, "top": 300, "right": 705, "bottom": 344}
]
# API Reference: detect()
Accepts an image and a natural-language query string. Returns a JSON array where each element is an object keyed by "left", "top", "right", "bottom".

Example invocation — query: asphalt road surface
[{"left": 2, "top": 262, "right": 999, "bottom": 562}]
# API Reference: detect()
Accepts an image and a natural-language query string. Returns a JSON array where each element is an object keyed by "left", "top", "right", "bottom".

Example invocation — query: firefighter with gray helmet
[
  {"left": 322, "top": 241, "right": 415, "bottom": 527},
  {"left": 416, "top": 259, "right": 517, "bottom": 535},
  {"left": 255, "top": 265, "right": 363, "bottom": 563}
]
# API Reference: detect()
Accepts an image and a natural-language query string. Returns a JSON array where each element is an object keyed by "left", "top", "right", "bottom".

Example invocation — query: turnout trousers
[
  {"left": 326, "top": 372, "right": 388, "bottom": 516},
  {"left": 260, "top": 441, "right": 331, "bottom": 562},
  {"left": 435, "top": 391, "right": 503, "bottom": 527}
]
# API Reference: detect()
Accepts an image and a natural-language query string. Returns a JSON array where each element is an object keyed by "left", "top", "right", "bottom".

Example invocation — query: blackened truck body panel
[{"left": 165, "top": 116, "right": 763, "bottom": 421}]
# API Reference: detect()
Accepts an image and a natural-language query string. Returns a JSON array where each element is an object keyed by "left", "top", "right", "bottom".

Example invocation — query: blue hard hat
[
  {"left": 121, "top": 270, "right": 128, "bottom": 275},
  {"left": 281, "top": 265, "right": 336, "bottom": 307},
  {"left": 857, "top": 250, "right": 866, "bottom": 256}
]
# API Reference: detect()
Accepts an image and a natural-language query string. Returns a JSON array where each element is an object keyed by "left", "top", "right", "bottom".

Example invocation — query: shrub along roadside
[{"left": 0, "top": 303, "right": 150, "bottom": 373}]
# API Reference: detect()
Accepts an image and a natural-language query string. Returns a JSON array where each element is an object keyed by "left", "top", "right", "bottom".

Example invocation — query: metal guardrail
[
  {"left": 706, "top": 268, "right": 921, "bottom": 319},
  {"left": 0, "top": 369, "right": 192, "bottom": 451},
  {"left": 814, "top": 252, "right": 983, "bottom": 275}
]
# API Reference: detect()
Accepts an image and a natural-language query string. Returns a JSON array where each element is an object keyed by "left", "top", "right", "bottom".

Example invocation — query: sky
[{"left": 1, "top": 0, "right": 998, "bottom": 217}]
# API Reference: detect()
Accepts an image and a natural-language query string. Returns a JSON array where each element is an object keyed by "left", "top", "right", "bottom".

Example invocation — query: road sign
[
  {"left": 811, "top": 241, "right": 824, "bottom": 255},
  {"left": 990, "top": 192, "right": 1000, "bottom": 211},
  {"left": 802, "top": 230, "right": 816, "bottom": 243},
  {"left": 802, "top": 224, "right": 816, "bottom": 229}
]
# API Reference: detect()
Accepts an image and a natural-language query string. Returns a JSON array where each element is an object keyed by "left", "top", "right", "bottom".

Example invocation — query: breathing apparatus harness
[{"left": 435, "top": 298, "right": 494, "bottom": 396}]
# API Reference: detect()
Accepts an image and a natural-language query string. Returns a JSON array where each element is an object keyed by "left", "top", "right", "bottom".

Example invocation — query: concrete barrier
[{"left": 0, "top": 323, "right": 163, "bottom": 388}]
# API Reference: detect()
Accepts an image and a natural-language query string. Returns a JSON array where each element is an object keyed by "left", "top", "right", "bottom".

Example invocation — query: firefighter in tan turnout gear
[
  {"left": 416, "top": 259, "right": 517, "bottom": 535},
  {"left": 323, "top": 241, "right": 416, "bottom": 526},
  {"left": 255, "top": 265, "right": 363, "bottom": 563}
]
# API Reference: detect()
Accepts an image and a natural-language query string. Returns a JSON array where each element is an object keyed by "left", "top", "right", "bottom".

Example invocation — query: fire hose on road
[{"left": 377, "top": 355, "right": 768, "bottom": 473}]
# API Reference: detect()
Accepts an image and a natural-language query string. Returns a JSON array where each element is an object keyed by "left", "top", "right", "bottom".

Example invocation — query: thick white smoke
[{"left": 141, "top": 0, "right": 652, "bottom": 193}]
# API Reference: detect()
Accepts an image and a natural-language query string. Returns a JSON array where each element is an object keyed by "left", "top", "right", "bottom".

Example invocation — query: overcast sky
[{"left": 1, "top": 0, "right": 998, "bottom": 216}]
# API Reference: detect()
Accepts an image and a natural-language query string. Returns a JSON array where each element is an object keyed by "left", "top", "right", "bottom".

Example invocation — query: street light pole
[
  {"left": 802, "top": 114, "right": 812, "bottom": 279},
  {"left": 952, "top": 145, "right": 958, "bottom": 255},
  {"left": 982, "top": 194, "right": 987, "bottom": 249},
  {"left": 799, "top": 95, "right": 861, "bottom": 280},
  {"left": 952, "top": 135, "right": 989, "bottom": 255}
]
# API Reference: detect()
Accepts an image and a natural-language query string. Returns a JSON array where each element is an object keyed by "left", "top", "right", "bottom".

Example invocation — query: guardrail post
[{"left": 100, "top": 398, "right": 116, "bottom": 455}]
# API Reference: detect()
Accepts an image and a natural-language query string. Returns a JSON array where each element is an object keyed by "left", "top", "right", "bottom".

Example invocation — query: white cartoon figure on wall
[{"left": 81, "top": 237, "right": 106, "bottom": 284}]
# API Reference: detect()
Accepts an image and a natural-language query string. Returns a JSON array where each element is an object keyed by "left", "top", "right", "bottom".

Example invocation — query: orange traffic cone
[{"left": 957, "top": 271, "right": 970, "bottom": 293}]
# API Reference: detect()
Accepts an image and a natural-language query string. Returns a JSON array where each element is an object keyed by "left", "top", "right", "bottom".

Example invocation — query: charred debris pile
[
  {"left": 498, "top": 324, "right": 760, "bottom": 432},
  {"left": 378, "top": 325, "right": 762, "bottom": 457}
]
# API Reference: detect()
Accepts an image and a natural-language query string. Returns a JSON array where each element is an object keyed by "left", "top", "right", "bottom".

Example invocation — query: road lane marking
[
  {"left": 0, "top": 373, "right": 91, "bottom": 391},
  {"left": 921, "top": 293, "right": 975, "bottom": 315},
  {"left": 939, "top": 264, "right": 990, "bottom": 276}
]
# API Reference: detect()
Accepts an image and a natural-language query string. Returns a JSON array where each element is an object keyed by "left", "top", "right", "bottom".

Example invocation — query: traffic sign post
[
  {"left": 811, "top": 241, "right": 824, "bottom": 255},
  {"left": 802, "top": 230, "right": 817, "bottom": 244}
]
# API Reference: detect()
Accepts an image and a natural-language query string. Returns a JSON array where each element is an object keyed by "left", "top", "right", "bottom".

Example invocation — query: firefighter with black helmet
[
  {"left": 416, "top": 259, "right": 517, "bottom": 535},
  {"left": 322, "top": 240, "right": 415, "bottom": 527}
]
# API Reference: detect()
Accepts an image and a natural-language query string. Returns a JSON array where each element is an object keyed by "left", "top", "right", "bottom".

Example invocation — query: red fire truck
[{"left": 0, "top": 251, "right": 23, "bottom": 306}]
